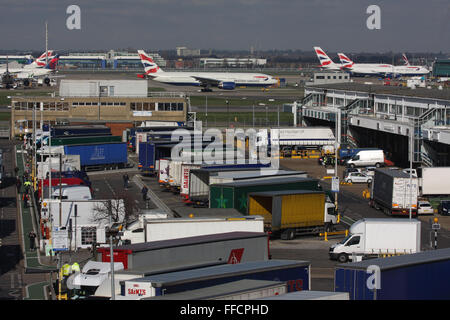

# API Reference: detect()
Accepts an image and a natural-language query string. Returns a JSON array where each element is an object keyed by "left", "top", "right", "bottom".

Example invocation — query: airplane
[
  {"left": 313, "top": 47, "right": 342, "bottom": 71},
  {"left": 137, "top": 50, "right": 278, "bottom": 91},
  {"left": 337, "top": 53, "right": 394, "bottom": 76},
  {"left": 0, "top": 53, "right": 60, "bottom": 86},
  {"left": 23, "top": 50, "right": 55, "bottom": 69},
  {"left": 391, "top": 53, "right": 430, "bottom": 77}
]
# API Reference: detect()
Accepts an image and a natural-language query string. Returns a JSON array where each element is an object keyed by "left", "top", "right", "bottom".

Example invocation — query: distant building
[
  {"left": 433, "top": 59, "right": 450, "bottom": 77},
  {"left": 306, "top": 72, "right": 350, "bottom": 85},
  {"left": 200, "top": 58, "right": 267, "bottom": 68},
  {"left": 57, "top": 51, "right": 166, "bottom": 70},
  {"left": 0, "top": 55, "right": 33, "bottom": 65},
  {"left": 10, "top": 80, "right": 188, "bottom": 137},
  {"left": 176, "top": 47, "right": 201, "bottom": 57}
]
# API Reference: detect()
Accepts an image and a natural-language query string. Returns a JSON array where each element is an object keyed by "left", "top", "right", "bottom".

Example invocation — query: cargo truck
[
  {"left": 120, "top": 259, "right": 311, "bottom": 299},
  {"left": 369, "top": 168, "right": 418, "bottom": 216},
  {"left": 335, "top": 248, "right": 450, "bottom": 300},
  {"left": 120, "top": 215, "right": 264, "bottom": 244},
  {"left": 210, "top": 177, "right": 323, "bottom": 214},
  {"left": 63, "top": 142, "right": 129, "bottom": 171},
  {"left": 48, "top": 135, "right": 121, "bottom": 147},
  {"left": 188, "top": 168, "right": 306, "bottom": 207},
  {"left": 248, "top": 190, "right": 337, "bottom": 240},
  {"left": 138, "top": 142, "right": 177, "bottom": 175},
  {"left": 329, "top": 218, "right": 421, "bottom": 263}
]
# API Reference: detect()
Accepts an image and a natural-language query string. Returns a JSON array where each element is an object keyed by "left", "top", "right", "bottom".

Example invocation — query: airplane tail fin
[
  {"left": 337, "top": 53, "right": 354, "bottom": 68},
  {"left": 314, "top": 47, "right": 338, "bottom": 69},
  {"left": 44, "top": 54, "right": 59, "bottom": 70},
  {"left": 138, "top": 50, "right": 163, "bottom": 76},
  {"left": 402, "top": 53, "right": 410, "bottom": 66},
  {"left": 25, "top": 50, "right": 55, "bottom": 69}
]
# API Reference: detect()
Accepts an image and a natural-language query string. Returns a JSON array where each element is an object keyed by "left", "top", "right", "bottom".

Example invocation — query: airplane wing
[{"left": 191, "top": 76, "right": 222, "bottom": 87}]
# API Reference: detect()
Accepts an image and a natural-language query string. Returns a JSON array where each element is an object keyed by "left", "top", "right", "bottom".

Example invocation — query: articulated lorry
[
  {"left": 370, "top": 168, "right": 418, "bottom": 216},
  {"left": 248, "top": 190, "right": 337, "bottom": 240},
  {"left": 329, "top": 218, "right": 421, "bottom": 263}
]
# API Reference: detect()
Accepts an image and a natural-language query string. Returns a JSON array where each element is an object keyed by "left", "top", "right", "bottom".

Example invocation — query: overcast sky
[{"left": 0, "top": 0, "right": 449, "bottom": 53}]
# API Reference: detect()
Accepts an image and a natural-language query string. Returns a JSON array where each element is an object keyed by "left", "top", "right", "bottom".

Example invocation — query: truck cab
[{"left": 329, "top": 220, "right": 365, "bottom": 263}]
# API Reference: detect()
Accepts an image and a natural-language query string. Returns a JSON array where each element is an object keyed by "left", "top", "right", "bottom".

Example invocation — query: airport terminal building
[
  {"left": 296, "top": 82, "right": 450, "bottom": 167},
  {"left": 10, "top": 80, "right": 188, "bottom": 137}
]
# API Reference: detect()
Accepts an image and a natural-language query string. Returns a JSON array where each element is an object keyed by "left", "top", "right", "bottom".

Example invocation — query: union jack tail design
[
  {"left": 314, "top": 47, "right": 335, "bottom": 68},
  {"left": 337, "top": 53, "right": 354, "bottom": 68},
  {"left": 137, "top": 50, "right": 163, "bottom": 75},
  {"left": 402, "top": 53, "right": 410, "bottom": 66},
  {"left": 25, "top": 50, "right": 56, "bottom": 68}
]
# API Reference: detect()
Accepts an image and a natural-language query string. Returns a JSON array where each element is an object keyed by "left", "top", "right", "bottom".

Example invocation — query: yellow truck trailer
[{"left": 248, "top": 190, "right": 338, "bottom": 240}]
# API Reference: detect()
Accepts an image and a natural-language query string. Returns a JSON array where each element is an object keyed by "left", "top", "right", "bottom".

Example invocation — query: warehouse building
[
  {"left": 433, "top": 59, "right": 450, "bottom": 77},
  {"left": 10, "top": 80, "right": 188, "bottom": 138},
  {"left": 297, "top": 82, "right": 450, "bottom": 167}
]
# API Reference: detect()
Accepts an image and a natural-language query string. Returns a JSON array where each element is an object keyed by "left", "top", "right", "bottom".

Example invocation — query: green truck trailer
[{"left": 209, "top": 177, "right": 324, "bottom": 214}]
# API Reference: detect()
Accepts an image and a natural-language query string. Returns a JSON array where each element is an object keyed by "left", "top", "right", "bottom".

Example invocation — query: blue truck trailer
[
  {"left": 63, "top": 142, "right": 128, "bottom": 171},
  {"left": 120, "top": 259, "right": 310, "bottom": 299},
  {"left": 335, "top": 247, "right": 450, "bottom": 300}
]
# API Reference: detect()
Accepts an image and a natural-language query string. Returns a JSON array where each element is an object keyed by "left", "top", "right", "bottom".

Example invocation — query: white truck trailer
[
  {"left": 120, "top": 215, "right": 264, "bottom": 244},
  {"left": 329, "top": 218, "right": 421, "bottom": 263}
]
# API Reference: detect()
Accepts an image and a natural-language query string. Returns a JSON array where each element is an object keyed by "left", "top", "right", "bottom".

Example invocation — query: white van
[
  {"left": 346, "top": 149, "right": 384, "bottom": 168},
  {"left": 52, "top": 185, "right": 92, "bottom": 200}
]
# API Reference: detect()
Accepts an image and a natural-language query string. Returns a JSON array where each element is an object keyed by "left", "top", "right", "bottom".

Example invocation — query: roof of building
[{"left": 307, "top": 82, "right": 450, "bottom": 101}]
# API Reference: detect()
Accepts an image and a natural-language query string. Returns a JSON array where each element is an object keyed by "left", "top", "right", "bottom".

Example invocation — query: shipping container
[
  {"left": 98, "top": 231, "right": 269, "bottom": 270},
  {"left": 63, "top": 142, "right": 128, "bottom": 171},
  {"left": 180, "top": 163, "right": 202, "bottom": 198},
  {"left": 370, "top": 168, "right": 418, "bottom": 216},
  {"left": 120, "top": 215, "right": 264, "bottom": 244},
  {"left": 121, "top": 259, "right": 310, "bottom": 299},
  {"left": 210, "top": 177, "right": 322, "bottom": 214},
  {"left": 248, "top": 190, "right": 337, "bottom": 239},
  {"left": 145, "top": 279, "right": 287, "bottom": 300},
  {"left": 138, "top": 141, "right": 177, "bottom": 174},
  {"left": 334, "top": 248, "right": 450, "bottom": 300}
]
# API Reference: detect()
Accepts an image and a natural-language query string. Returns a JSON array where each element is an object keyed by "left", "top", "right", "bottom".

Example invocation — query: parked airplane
[
  {"left": 313, "top": 47, "right": 342, "bottom": 71},
  {"left": 23, "top": 50, "right": 55, "bottom": 69},
  {"left": 337, "top": 53, "right": 394, "bottom": 76},
  {"left": 392, "top": 53, "right": 430, "bottom": 76},
  {"left": 137, "top": 50, "right": 278, "bottom": 91}
]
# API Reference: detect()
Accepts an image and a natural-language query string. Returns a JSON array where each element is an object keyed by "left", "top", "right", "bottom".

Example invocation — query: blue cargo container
[
  {"left": 335, "top": 248, "right": 450, "bottom": 300},
  {"left": 63, "top": 142, "right": 128, "bottom": 171},
  {"left": 121, "top": 259, "right": 310, "bottom": 298}
]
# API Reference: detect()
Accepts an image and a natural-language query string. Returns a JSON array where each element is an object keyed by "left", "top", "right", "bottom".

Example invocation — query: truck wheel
[
  {"left": 325, "top": 222, "right": 332, "bottom": 233},
  {"left": 338, "top": 253, "right": 348, "bottom": 263},
  {"left": 280, "top": 229, "right": 295, "bottom": 240},
  {"left": 350, "top": 164, "right": 355, "bottom": 168},
  {"left": 375, "top": 163, "right": 381, "bottom": 168}
]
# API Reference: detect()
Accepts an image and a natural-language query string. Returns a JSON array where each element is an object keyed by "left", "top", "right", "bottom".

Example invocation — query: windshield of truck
[{"left": 338, "top": 235, "right": 352, "bottom": 244}]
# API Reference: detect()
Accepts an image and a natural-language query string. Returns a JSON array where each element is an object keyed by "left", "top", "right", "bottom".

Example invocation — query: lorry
[
  {"left": 38, "top": 177, "right": 92, "bottom": 199},
  {"left": 248, "top": 190, "right": 337, "bottom": 240},
  {"left": 269, "top": 127, "right": 335, "bottom": 147},
  {"left": 37, "top": 155, "right": 81, "bottom": 179},
  {"left": 369, "top": 168, "right": 419, "bottom": 216},
  {"left": 189, "top": 168, "right": 308, "bottom": 207},
  {"left": 63, "top": 142, "right": 129, "bottom": 171},
  {"left": 120, "top": 259, "right": 311, "bottom": 299},
  {"left": 345, "top": 149, "right": 384, "bottom": 168},
  {"left": 334, "top": 247, "right": 450, "bottom": 300},
  {"left": 209, "top": 177, "right": 323, "bottom": 214},
  {"left": 120, "top": 215, "right": 264, "bottom": 244},
  {"left": 329, "top": 218, "right": 421, "bottom": 263},
  {"left": 138, "top": 141, "right": 176, "bottom": 175},
  {"left": 47, "top": 135, "right": 121, "bottom": 147}
]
